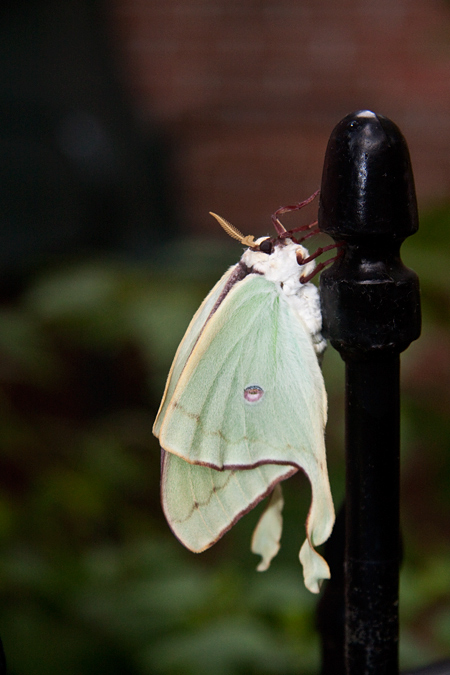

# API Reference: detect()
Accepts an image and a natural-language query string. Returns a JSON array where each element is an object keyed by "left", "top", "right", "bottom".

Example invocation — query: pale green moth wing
[
  {"left": 158, "top": 273, "right": 334, "bottom": 593},
  {"left": 153, "top": 264, "right": 237, "bottom": 437},
  {"left": 159, "top": 274, "right": 326, "bottom": 470},
  {"left": 161, "top": 450, "right": 296, "bottom": 552},
  {"left": 251, "top": 482, "right": 284, "bottom": 571}
]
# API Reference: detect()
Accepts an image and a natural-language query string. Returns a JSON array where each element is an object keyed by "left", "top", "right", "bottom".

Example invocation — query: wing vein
[{"left": 186, "top": 463, "right": 216, "bottom": 538}]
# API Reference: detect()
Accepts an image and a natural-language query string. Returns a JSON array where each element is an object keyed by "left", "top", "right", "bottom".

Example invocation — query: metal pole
[
  {"left": 317, "top": 110, "right": 421, "bottom": 675},
  {"left": 345, "top": 355, "right": 400, "bottom": 672}
]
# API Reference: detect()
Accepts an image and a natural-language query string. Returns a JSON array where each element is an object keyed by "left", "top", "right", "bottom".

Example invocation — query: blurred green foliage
[{"left": 0, "top": 210, "right": 448, "bottom": 674}]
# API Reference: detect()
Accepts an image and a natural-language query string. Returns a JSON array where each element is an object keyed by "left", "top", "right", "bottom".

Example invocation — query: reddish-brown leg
[
  {"left": 279, "top": 221, "right": 319, "bottom": 241},
  {"left": 300, "top": 242, "right": 343, "bottom": 264},
  {"left": 300, "top": 248, "right": 345, "bottom": 284},
  {"left": 271, "top": 190, "right": 320, "bottom": 234}
]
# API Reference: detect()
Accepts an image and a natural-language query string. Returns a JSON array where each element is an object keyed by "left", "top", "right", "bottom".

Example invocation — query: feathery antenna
[{"left": 209, "top": 212, "right": 256, "bottom": 247}]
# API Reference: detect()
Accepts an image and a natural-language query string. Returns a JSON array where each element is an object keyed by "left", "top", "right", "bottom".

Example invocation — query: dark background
[{"left": 1, "top": 0, "right": 450, "bottom": 673}]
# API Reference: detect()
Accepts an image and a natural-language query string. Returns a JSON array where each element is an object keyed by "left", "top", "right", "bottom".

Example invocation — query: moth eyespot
[
  {"left": 244, "top": 385, "right": 264, "bottom": 403},
  {"left": 259, "top": 239, "right": 273, "bottom": 255}
]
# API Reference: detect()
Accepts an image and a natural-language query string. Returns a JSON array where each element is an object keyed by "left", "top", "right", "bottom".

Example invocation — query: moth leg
[
  {"left": 271, "top": 190, "right": 320, "bottom": 234},
  {"left": 279, "top": 220, "right": 319, "bottom": 242},
  {"left": 299, "top": 247, "right": 345, "bottom": 284}
]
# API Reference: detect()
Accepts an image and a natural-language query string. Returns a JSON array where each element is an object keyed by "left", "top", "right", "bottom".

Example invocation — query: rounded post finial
[
  {"left": 318, "top": 110, "right": 421, "bottom": 356},
  {"left": 319, "top": 110, "right": 418, "bottom": 240}
]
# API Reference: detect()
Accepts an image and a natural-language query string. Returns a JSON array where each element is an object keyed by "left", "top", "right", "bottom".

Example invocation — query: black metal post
[{"left": 317, "top": 110, "right": 421, "bottom": 675}]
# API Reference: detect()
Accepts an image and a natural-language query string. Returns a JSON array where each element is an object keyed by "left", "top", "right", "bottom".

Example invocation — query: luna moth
[{"left": 153, "top": 200, "right": 335, "bottom": 593}]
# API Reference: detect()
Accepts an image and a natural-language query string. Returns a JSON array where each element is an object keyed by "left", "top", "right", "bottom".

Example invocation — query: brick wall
[{"left": 108, "top": 0, "right": 450, "bottom": 235}]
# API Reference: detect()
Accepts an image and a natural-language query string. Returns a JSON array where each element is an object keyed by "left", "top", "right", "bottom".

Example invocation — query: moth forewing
[
  {"left": 158, "top": 274, "right": 324, "bottom": 471},
  {"left": 153, "top": 264, "right": 238, "bottom": 437}
]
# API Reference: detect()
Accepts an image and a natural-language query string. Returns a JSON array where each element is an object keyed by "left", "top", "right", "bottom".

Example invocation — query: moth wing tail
[{"left": 251, "top": 482, "right": 284, "bottom": 571}]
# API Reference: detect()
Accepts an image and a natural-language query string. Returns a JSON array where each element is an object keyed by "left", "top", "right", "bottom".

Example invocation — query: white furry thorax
[
  {"left": 241, "top": 238, "right": 326, "bottom": 356},
  {"left": 242, "top": 238, "right": 315, "bottom": 291}
]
